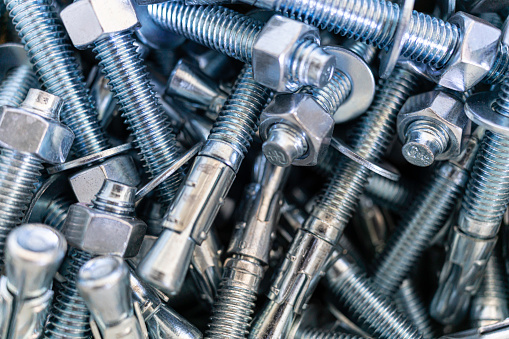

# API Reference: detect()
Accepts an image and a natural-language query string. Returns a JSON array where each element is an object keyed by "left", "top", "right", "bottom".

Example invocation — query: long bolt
[
  {"left": 148, "top": 3, "right": 332, "bottom": 90},
  {"left": 325, "top": 253, "right": 423, "bottom": 339},
  {"left": 372, "top": 134, "right": 479, "bottom": 297},
  {"left": 395, "top": 279, "right": 435, "bottom": 339},
  {"left": 431, "top": 73, "right": 509, "bottom": 324},
  {"left": 250, "top": 64, "right": 419, "bottom": 339},
  {"left": 206, "top": 156, "right": 288, "bottom": 339},
  {"left": 138, "top": 66, "right": 270, "bottom": 295},
  {"left": 296, "top": 328, "right": 365, "bottom": 339},
  {"left": 3, "top": 0, "right": 110, "bottom": 157},
  {"left": 91, "top": 31, "right": 182, "bottom": 206},
  {"left": 244, "top": 0, "right": 459, "bottom": 68},
  {"left": 0, "top": 65, "right": 37, "bottom": 107}
]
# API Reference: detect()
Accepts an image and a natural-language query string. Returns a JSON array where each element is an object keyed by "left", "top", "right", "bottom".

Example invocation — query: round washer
[
  {"left": 322, "top": 46, "right": 376, "bottom": 123},
  {"left": 465, "top": 92, "right": 509, "bottom": 136},
  {"left": 0, "top": 43, "right": 32, "bottom": 81}
]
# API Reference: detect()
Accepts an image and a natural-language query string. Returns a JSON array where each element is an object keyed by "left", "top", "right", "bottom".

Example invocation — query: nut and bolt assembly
[{"left": 1, "top": 0, "right": 509, "bottom": 338}]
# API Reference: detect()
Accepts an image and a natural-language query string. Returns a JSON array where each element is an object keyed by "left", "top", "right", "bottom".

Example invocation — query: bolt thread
[
  {"left": 327, "top": 262, "right": 422, "bottom": 339},
  {"left": 373, "top": 166, "right": 463, "bottom": 296},
  {"left": 208, "top": 65, "right": 271, "bottom": 156},
  {"left": 205, "top": 261, "right": 260, "bottom": 339},
  {"left": 42, "top": 195, "right": 73, "bottom": 231},
  {"left": 296, "top": 328, "right": 363, "bottom": 339},
  {"left": 343, "top": 40, "right": 378, "bottom": 64},
  {"left": 44, "top": 248, "right": 93, "bottom": 338},
  {"left": 396, "top": 280, "right": 435, "bottom": 339},
  {"left": 91, "top": 192, "right": 135, "bottom": 216},
  {"left": 302, "top": 69, "right": 352, "bottom": 115},
  {"left": 149, "top": 3, "right": 261, "bottom": 64},
  {"left": 93, "top": 31, "right": 182, "bottom": 206},
  {"left": 365, "top": 174, "right": 414, "bottom": 211},
  {"left": 0, "top": 148, "right": 43, "bottom": 261},
  {"left": 271, "top": 0, "right": 458, "bottom": 68},
  {"left": 4, "top": 0, "right": 110, "bottom": 157},
  {"left": 484, "top": 44, "right": 509, "bottom": 84},
  {"left": 0, "top": 65, "right": 37, "bottom": 107},
  {"left": 314, "top": 65, "right": 419, "bottom": 226},
  {"left": 493, "top": 73, "right": 509, "bottom": 117},
  {"left": 461, "top": 130, "right": 509, "bottom": 230}
]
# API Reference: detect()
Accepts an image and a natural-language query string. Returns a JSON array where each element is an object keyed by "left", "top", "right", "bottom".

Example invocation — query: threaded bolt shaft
[
  {"left": 4, "top": 0, "right": 110, "bottom": 157},
  {"left": 302, "top": 70, "right": 352, "bottom": 114},
  {"left": 42, "top": 195, "right": 73, "bottom": 232},
  {"left": 396, "top": 279, "right": 435, "bottom": 339},
  {"left": 326, "top": 256, "right": 422, "bottom": 339},
  {"left": 296, "top": 328, "right": 364, "bottom": 339},
  {"left": 257, "top": 0, "right": 459, "bottom": 68},
  {"left": 44, "top": 248, "right": 93, "bottom": 338},
  {"left": 93, "top": 31, "right": 181, "bottom": 206},
  {"left": 0, "top": 65, "right": 37, "bottom": 107},
  {"left": 372, "top": 162, "right": 467, "bottom": 296},
  {"left": 149, "top": 3, "right": 330, "bottom": 89},
  {"left": 365, "top": 174, "right": 414, "bottom": 211}
]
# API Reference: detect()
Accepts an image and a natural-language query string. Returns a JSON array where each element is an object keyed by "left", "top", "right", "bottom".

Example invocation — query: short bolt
[
  {"left": 4, "top": 0, "right": 110, "bottom": 157},
  {"left": 149, "top": 3, "right": 334, "bottom": 92},
  {"left": 138, "top": 66, "right": 270, "bottom": 295}
]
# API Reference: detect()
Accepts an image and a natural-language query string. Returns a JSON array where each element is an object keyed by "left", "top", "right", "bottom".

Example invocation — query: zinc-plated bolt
[
  {"left": 0, "top": 223, "right": 66, "bottom": 339},
  {"left": 0, "top": 89, "right": 73, "bottom": 262},
  {"left": 205, "top": 155, "right": 288, "bottom": 339},
  {"left": 395, "top": 279, "right": 435, "bottom": 339},
  {"left": 3, "top": 0, "right": 110, "bottom": 157},
  {"left": 469, "top": 247, "right": 509, "bottom": 328},
  {"left": 295, "top": 328, "right": 364, "bottom": 339},
  {"left": 78, "top": 256, "right": 147, "bottom": 339},
  {"left": 431, "top": 27, "right": 509, "bottom": 322},
  {"left": 0, "top": 65, "right": 37, "bottom": 107},
  {"left": 138, "top": 65, "right": 270, "bottom": 295},
  {"left": 365, "top": 174, "right": 415, "bottom": 212},
  {"left": 372, "top": 132, "right": 479, "bottom": 297},
  {"left": 148, "top": 3, "right": 334, "bottom": 92},
  {"left": 325, "top": 253, "right": 423, "bottom": 339},
  {"left": 61, "top": 0, "right": 182, "bottom": 207},
  {"left": 249, "top": 63, "right": 419, "bottom": 339}
]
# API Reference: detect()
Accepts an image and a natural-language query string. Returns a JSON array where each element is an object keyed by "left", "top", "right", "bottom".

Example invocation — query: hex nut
[
  {"left": 398, "top": 90, "right": 469, "bottom": 160},
  {"left": 428, "top": 12, "right": 500, "bottom": 91},
  {"left": 69, "top": 155, "right": 141, "bottom": 203},
  {"left": 252, "top": 15, "right": 321, "bottom": 92},
  {"left": 0, "top": 106, "right": 74, "bottom": 164},
  {"left": 63, "top": 203, "right": 147, "bottom": 258},
  {"left": 61, "top": 0, "right": 139, "bottom": 49},
  {"left": 259, "top": 93, "right": 334, "bottom": 166}
]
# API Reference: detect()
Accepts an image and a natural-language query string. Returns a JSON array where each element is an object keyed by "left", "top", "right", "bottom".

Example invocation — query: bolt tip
[{"left": 402, "top": 142, "right": 435, "bottom": 167}]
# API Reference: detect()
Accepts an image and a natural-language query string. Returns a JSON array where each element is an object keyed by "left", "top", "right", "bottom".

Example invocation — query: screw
[
  {"left": 372, "top": 133, "right": 479, "bottom": 297},
  {"left": 431, "top": 49, "right": 509, "bottom": 323},
  {"left": 0, "top": 223, "right": 66, "bottom": 339},
  {"left": 138, "top": 65, "right": 270, "bottom": 295},
  {"left": 0, "top": 65, "right": 37, "bottom": 107},
  {"left": 78, "top": 256, "right": 147, "bottom": 339},
  {"left": 3, "top": 0, "right": 110, "bottom": 157},
  {"left": 0, "top": 89, "right": 72, "bottom": 262},
  {"left": 325, "top": 253, "right": 422, "bottom": 339},
  {"left": 148, "top": 3, "right": 334, "bottom": 91},
  {"left": 249, "top": 63, "right": 419, "bottom": 339},
  {"left": 295, "top": 328, "right": 364, "bottom": 339},
  {"left": 205, "top": 155, "right": 288, "bottom": 339}
]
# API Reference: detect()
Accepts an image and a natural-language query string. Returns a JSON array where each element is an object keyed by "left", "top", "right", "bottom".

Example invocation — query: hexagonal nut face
[
  {"left": 431, "top": 12, "right": 500, "bottom": 91},
  {"left": 61, "top": 0, "right": 139, "bottom": 49},
  {"left": 63, "top": 203, "right": 147, "bottom": 258},
  {"left": 398, "top": 90, "right": 469, "bottom": 158},
  {"left": 0, "top": 106, "right": 74, "bottom": 164},
  {"left": 69, "top": 155, "right": 140, "bottom": 204},
  {"left": 253, "top": 15, "right": 319, "bottom": 92},
  {"left": 260, "top": 93, "right": 334, "bottom": 166}
]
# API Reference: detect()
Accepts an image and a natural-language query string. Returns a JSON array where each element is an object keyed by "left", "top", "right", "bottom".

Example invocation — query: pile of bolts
[{"left": 2, "top": 0, "right": 509, "bottom": 337}]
